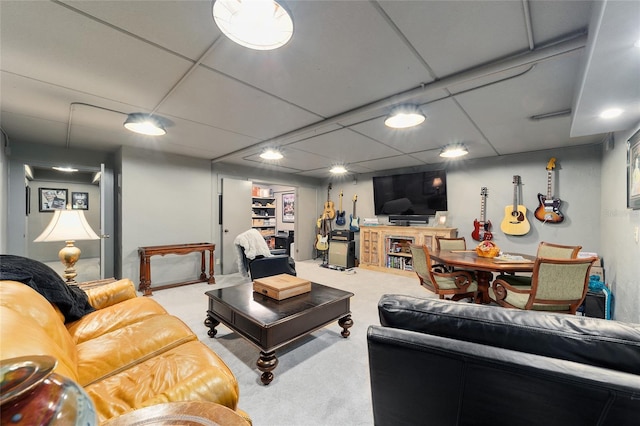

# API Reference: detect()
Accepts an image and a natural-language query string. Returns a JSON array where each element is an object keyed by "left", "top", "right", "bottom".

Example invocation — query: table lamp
[{"left": 33, "top": 209, "right": 100, "bottom": 284}]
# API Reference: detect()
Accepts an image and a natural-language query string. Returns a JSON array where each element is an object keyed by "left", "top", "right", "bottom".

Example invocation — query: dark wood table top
[
  {"left": 430, "top": 249, "right": 537, "bottom": 274},
  {"left": 205, "top": 282, "right": 354, "bottom": 327}
]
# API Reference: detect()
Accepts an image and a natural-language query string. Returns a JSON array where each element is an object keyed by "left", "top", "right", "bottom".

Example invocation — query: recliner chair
[{"left": 234, "top": 229, "right": 296, "bottom": 280}]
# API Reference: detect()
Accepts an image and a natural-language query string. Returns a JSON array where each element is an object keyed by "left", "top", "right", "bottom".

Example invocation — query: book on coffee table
[{"left": 253, "top": 274, "right": 311, "bottom": 300}]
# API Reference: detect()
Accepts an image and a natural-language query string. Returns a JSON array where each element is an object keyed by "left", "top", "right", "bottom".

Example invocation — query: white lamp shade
[{"left": 34, "top": 210, "right": 100, "bottom": 242}]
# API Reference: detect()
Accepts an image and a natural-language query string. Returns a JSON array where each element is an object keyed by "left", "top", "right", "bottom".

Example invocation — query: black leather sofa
[{"left": 368, "top": 295, "right": 640, "bottom": 426}]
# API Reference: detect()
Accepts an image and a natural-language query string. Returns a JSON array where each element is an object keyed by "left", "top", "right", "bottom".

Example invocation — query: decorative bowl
[
  {"left": 1, "top": 356, "right": 97, "bottom": 425},
  {"left": 476, "top": 241, "right": 500, "bottom": 258}
]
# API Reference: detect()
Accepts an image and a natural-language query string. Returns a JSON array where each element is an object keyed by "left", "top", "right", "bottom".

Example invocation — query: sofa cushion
[
  {"left": 0, "top": 255, "right": 94, "bottom": 322},
  {"left": 0, "top": 306, "right": 79, "bottom": 381},
  {"left": 84, "top": 278, "right": 138, "bottom": 310},
  {"left": 378, "top": 294, "right": 640, "bottom": 375},
  {"left": 76, "top": 314, "right": 197, "bottom": 386},
  {"left": 0, "top": 280, "right": 78, "bottom": 367},
  {"left": 84, "top": 340, "right": 240, "bottom": 423},
  {"left": 67, "top": 296, "right": 168, "bottom": 344}
]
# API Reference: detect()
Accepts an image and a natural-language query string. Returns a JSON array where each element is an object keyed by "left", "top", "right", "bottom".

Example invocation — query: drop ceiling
[{"left": 1, "top": 0, "right": 638, "bottom": 178}]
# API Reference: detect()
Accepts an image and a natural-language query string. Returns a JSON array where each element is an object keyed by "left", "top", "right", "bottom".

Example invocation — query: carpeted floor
[{"left": 149, "top": 260, "right": 438, "bottom": 426}]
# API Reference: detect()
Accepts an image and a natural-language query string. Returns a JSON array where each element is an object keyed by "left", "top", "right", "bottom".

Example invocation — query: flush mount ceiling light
[
  {"left": 384, "top": 105, "right": 426, "bottom": 129},
  {"left": 599, "top": 108, "right": 624, "bottom": 119},
  {"left": 259, "top": 149, "right": 284, "bottom": 160},
  {"left": 213, "top": 0, "right": 294, "bottom": 50},
  {"left": 52, "top": 166, "right": 78, "bottom": 172},
  {"left": 123, "top": 113, "right": 166, "bottom": 136},
  {"left": 439, "top": 143, "right": 469, "bottom": 158},
  {"left": 330, "top": 165, "right": 348, "bottom": 174}
]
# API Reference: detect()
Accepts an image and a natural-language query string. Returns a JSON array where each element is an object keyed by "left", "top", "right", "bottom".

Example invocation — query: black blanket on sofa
[{"left": 0, "top": 255, "right": 95, "bottom": 323}]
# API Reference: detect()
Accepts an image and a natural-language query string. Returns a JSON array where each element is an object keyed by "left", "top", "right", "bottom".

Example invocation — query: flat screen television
[{"left": 373, "top": 170, "right": 447, "bottom": 222}]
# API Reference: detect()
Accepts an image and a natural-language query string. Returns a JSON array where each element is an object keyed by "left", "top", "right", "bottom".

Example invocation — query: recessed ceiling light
[
  {"left": 439, "top": 144, "right": 469, "bottom": 158},
  {"left": 599, "top": 108, "right": 623, "bottom": 119},
  {"left": 124, "top": 113, "right": 166, "bottom": 136},
  {"left": 52, "top": 166, "right": 78, "bottom": 172},
  {"left": 213, "top": 0, "right": 294, "bottom": 50},
  {"left": 384, "top": 105, "right": 426, "bottom": 129},
  {"left": 330, "top": 165, "right": 347, "bottom": 174},
  {"left": 260, "top": 149, "right": 283, "bottom": 160}
]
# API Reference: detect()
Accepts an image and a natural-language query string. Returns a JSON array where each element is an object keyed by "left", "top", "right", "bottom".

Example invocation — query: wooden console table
[{"left": 138, "top": 243, "right": 215, "bottom": 296}]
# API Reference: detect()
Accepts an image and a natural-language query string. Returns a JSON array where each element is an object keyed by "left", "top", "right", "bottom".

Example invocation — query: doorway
[
  {"left": 220, "top": 179, "right": 308, "bottom": 275},
  {"left": 25, "top": 164, "right": 113, "bottom": 281}
]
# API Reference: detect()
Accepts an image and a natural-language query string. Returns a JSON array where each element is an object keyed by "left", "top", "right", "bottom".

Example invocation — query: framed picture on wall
[
  {"left": 39, "top": 188, "right": 68, "bottom": 212},
  {"left": 628, "top": 129, "right": 640, "bottom": 210},
  {"left": 282, "top": 193, "right": 295, "bottom": 222},
  {"left": 71, "top": 192, "right": 89, "bottom": 210}
]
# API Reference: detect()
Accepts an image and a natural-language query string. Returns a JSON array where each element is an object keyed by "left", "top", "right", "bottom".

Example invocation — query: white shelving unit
[{"left": 252, "top": 191, "right": 276, "bottom": 246}]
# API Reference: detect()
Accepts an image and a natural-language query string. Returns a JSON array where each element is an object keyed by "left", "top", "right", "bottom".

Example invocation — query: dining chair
[
  {"left": 409, "top": 244, "right": 478, "bottom": 301},
  {"left": 435, "top": 236, "right": 467, "bottom": 251},
  {"left": 489, "top": 256, "right": 595, "bottom": 314},
  {"left": 496, "top": 242, "right": 582, "bottom": 286},
  {"left": 433, "top": 237, "right": 467, "bottom": 273}
]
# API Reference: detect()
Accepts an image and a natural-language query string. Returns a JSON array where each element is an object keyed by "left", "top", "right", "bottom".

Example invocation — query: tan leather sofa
[{"left": 0, "top": 278, "right": 250, "bottom": 424}]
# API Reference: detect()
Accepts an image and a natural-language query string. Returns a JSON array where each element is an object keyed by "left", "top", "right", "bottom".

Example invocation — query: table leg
[
  {"left": 257, "top": 351, "right": 278, "bottom": 385},
  {"left": 338, "top": 315, "right": 353, "bottom": 337},
  {"left": 204, "top": 314, "right": 220, "bottom": 338},
  {"left": 476, "top": 271, "right": 493, "bottom": 304},
  {"left": 208, "top": 249, "right": 215, "bottom": 284},
  {"left": 199, "top": 251, "right": 207, "bottom": 281},
  {"left": 140, "top": 255, "right": 153, "bottom": 296}
]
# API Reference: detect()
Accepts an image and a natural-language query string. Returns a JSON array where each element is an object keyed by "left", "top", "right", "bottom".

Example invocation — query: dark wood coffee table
[{"left": 205, "top": 282, "right": 354, "bottom": 385}]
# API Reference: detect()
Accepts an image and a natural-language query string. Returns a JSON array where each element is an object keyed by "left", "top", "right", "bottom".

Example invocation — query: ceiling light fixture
[
  {"left": 384, "top": 105, "right": 426, "bottom": 129},
  {"left": 330, "top": 165, "right": 348, "bottom": 174},
  {"left": 52, "top": 166, "right": 78, "bottom": 173},
  {"left": 212, "top": 0, "right": 294, "bottom": 51},
  {"left": 259, "top": 149, "right": 284, "bottom": 160},
  {"left": 599, "top": 108, "right": 623, "bottom": 119},
  {"left": 123, "top": 113, "right": 166, "bottom": 136},
  {"left": 439, "top": 143, "right": 469, "bottom": 158}
]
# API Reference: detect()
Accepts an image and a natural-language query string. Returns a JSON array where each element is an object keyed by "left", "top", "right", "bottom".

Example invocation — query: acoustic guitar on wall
[
  {"left": 472, "top": 187, "right": 493, "bottom": 241},
  {"left": 500, "top": 175, "right": 530, "bottom": 236},
  {"left": 335, "top": 190, "right": 346, "bottom": 226},
  {"left": 323, "top": 183, "right": 335, "bottom": 220},
  {"left": 534, "top": 157, "right": 564, "bottom": 224}
]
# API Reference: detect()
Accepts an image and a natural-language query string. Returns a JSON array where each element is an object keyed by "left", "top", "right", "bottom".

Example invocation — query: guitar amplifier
[
  {"left": 331, "top": 230, "right": 355, "bottom": 241},
  {"left": 328, "top": 241, "right": 356, "bottom": 269}
]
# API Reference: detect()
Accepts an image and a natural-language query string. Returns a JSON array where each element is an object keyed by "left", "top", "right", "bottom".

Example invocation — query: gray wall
[
  {"left": 601, "top": 125, "right": 640, "bottom": 323},
  {"left": 0, "top": 132, "right": 7, "bottom": 253},
  {"left": 119, "top": 146, "right": 213, "bottom": 286}
]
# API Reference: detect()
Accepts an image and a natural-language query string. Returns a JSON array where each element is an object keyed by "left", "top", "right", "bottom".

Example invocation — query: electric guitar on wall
[
  {"left": 316, "top": 213, "right": 329, "bottom": 251},
  {"left": 323, "top": 183, "right": 335, "bottom": 220},
  {"left": 534, "top": 157, "right": 564, "bottom": 224},
  {"left": 500, "top": 175, "right": 530, "bottom": 236},
  {"left": 472, "top": 187, "right": 493, "bottom": 241},
  {"left": 335, "top": 190, "right": 346, "bottom": 226},
  {"left": 349, "top": 195, "right": 360, "bottom": 232}
]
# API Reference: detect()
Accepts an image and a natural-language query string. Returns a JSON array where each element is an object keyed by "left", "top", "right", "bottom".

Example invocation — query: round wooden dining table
[{"left": 430, "top": 249, "right": 537, "bottom": 303}]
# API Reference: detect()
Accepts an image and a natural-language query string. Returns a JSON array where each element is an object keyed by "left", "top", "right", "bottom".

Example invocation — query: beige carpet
[{"left": 150, "top": 260, "right": 438, "bottom": 426}]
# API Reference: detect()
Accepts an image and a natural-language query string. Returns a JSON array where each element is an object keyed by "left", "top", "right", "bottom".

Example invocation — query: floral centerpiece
[{"left": 476, "top": 240, "right": 500, "bottom": 258}]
